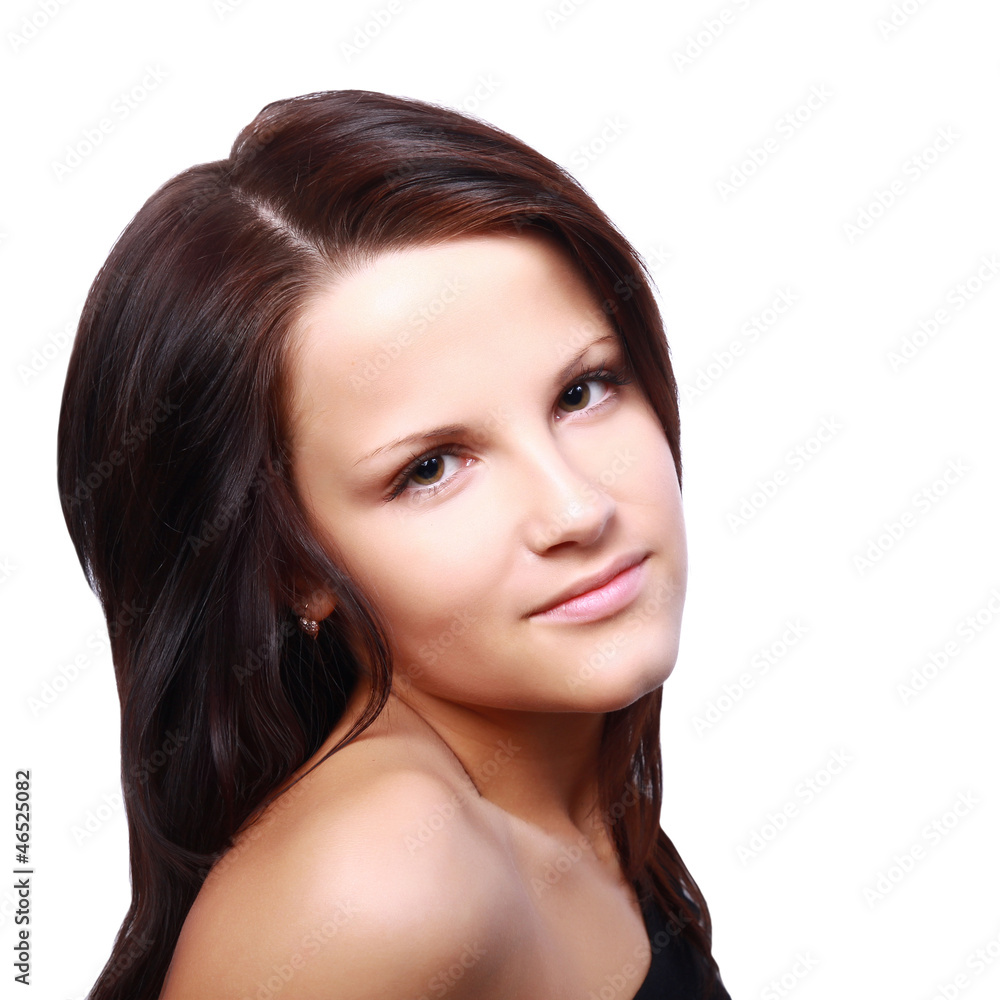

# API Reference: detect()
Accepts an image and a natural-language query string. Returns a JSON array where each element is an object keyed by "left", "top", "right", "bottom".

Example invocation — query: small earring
[{"left": 298, "top": 603, "right": 319, "bottom": 639}]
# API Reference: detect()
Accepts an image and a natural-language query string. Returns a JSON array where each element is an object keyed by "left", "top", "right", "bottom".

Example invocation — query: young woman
[{"left": 58, "top": 89, "right": 732, "bottom": 999}]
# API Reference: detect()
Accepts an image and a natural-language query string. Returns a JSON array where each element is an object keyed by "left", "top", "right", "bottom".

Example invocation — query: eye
[
  {"left": 557, "top": 366, "right": 629, "bottom": 416},
  {"left": 383, "top": 361, "right": 634, "bottom": 503},
  {"left": 385, "top": 446, "right": 466, "bottom": 502},
  {"left": 407, "top": 450, "right": 461, "bottom": 489}
]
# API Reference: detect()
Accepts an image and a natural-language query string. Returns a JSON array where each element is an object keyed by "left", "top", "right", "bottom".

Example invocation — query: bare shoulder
[{"left": 159, "top": 747, "right": 529, "bottom": 1000}]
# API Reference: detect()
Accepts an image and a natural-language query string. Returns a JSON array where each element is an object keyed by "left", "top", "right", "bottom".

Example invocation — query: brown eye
[
  {"left": 411, "top": 457, "right": 445, "bottom": 486},
  {"left": 560, "top": 378, "right": 611, "bottom": 414},
  {"left": 561, "top": 381, "right": 590, "bottom": 412},
  {"left": 387, "top": 446, "right": 466, "bottom": 501}
]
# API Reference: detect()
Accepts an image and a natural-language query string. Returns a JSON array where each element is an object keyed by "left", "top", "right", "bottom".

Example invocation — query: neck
[{"left": 386, "top": 677, "right": 613, "bottom": 853}]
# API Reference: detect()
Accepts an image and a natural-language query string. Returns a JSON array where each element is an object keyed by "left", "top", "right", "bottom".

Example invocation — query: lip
[{"left": 527, "top": 551, "right": 650, "bottom": 623}]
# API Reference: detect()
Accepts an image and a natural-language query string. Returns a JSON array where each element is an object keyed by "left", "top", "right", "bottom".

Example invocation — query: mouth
[{"left": 527, "top": 552, "right": 650, "bottom": 624}]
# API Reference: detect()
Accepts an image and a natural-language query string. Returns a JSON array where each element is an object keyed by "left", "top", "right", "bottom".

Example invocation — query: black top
[{"left": 630, "top": 897, "right": 732, "bottom": 1000}]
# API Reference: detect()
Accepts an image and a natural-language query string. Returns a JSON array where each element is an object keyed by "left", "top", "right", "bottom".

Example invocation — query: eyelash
[{"left": 383, "top": 361, "right": 634, "bottom": 502}]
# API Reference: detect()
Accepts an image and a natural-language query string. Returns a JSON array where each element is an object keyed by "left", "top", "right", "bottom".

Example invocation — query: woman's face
[{"left": 286, "top": 232, "right": 687, "bottom": 713}]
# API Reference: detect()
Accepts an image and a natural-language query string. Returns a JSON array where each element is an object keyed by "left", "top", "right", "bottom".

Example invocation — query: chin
[{"left": 559, "top": 651, "right": 676, "bottom": 713}]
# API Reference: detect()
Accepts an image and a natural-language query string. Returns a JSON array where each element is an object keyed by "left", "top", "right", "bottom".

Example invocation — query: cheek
[
  {"left": 610, "top": 405, "right": 682, "bottom": 506},
  {"left": 336, "top": 508, "right": 506, "bottom": 677},
  {"left": 619, "top": 409, "right": 687, "bottom": 579}
]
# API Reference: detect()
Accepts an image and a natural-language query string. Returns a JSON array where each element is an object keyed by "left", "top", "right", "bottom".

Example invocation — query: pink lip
[{"left": 528, "top": 554, "right": 650, "bottom": 624}]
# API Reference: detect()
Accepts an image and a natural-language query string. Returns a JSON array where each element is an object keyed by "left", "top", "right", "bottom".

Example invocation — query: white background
[{"left": 2, "top": 0, "right": 999, "bottom": 997}]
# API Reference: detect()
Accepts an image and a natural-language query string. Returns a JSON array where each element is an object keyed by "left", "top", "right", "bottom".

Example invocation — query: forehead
[
  {"left": 285, "top": 232, "right": 617, "bottom": 458},
  {"left": 294, "top": 231, "right": 603, "bottom": 355}
]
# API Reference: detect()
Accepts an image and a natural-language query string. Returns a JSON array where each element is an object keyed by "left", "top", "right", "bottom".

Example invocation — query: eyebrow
[{"left": 353, "top": 332, "right": 619, "bottom": 467}]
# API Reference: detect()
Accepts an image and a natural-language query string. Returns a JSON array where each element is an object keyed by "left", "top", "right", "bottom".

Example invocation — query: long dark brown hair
[{"left": 57, "top": 89, "right": 723, "bottom": 998}]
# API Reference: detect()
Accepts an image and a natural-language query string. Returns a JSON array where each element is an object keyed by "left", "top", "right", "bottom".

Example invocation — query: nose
[{"left": 518, "top": 435, "right": 616, "bottom": 554}]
